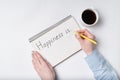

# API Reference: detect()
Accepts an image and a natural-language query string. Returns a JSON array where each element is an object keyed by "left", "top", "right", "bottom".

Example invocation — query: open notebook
[{"left": 29, "top": 15, "right": 81, "bottom": 67}]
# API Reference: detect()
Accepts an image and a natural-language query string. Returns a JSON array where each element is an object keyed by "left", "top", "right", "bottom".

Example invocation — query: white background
[{"left": 0, "top": 0, "right": 120, "bottom": 79}]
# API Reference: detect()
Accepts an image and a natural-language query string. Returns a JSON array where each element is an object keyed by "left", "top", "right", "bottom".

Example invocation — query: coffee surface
[{"left": 82, "top": 9, "right": 96, "bottom": 25}]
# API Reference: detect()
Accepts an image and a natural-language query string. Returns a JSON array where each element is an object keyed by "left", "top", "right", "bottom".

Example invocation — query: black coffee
[{"left": 82, "top": 9, "right": 96, "bottom": 25}]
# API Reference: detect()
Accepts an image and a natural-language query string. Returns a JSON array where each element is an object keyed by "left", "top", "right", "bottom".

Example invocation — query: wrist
[
  {"left": 41, "top": 77, "right": 55, "bottom": 80},
  {"left": 84, "top": 47, "right": 94, "bottom": 55},
  {"left": 85, "top": 50, "right": 93, "bottom": 55},
  {"left": 84, "top": 45, "right": 95, "bottom": 55}
]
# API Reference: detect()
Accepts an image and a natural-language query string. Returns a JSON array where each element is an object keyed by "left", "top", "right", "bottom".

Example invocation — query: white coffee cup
[{"left": 80, "top": 8, "right": 99, "bottom": 26}]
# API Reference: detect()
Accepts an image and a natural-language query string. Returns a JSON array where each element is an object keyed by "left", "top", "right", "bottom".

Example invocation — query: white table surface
[{"left": 0, "top": 0, "right": 120, "bottom": 79}]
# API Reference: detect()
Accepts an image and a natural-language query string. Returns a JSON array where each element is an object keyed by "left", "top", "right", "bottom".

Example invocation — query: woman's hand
[
  {"left": 75, "top": 29, "right": 95, "bottom": 55},
  {"left": 32, "top": 51, "right": 55, "bottom": 80}
]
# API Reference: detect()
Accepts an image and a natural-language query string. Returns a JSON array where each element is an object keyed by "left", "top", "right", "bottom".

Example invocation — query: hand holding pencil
[{"left": 75, "top": 29, "right": 96, "bottom": 55}]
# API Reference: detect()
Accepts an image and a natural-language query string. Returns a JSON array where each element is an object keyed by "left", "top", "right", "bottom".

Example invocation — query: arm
[
  {"left": 75, "top": 29, "right": 119, "bottom": 80},
  {"left": 85, "top": 49, "right": 118, "bottom": 80}
]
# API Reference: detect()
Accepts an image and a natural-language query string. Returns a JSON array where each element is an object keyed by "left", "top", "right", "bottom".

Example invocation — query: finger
[
  {"left": 76, "top": 29, "right": 86, "bottom": 33},
  {"left": 45, "top": 60, "right": 53, "bottom": 70},
  {"left": 78, "top": 29, "right": 94, "bottom": 39},
  {"left": 32, "top": 51, "right": 38, "bottom": 61},
  {"left": 32, "top": 51, "right": 45, "bottom": 64},
  {"left": 32, "top": 60, "right": 42, "bottom": 76},
  {"left": 32, "top": 60, "right": 35, "bottom": 66},
  {"left": 35, "top": 51, "right": 46, "bottom": 64},
  {"left": 32, "top": 51, "right": 41, "bottom": 65},
  {"left": 84, "top": 30, "right": 95, "bottom": 39},
  {"left": 32, "top": 59, "right": 39, "bottom": 68},
  {"left": 45, "top": 60, "right": 55, "bottom": 74},
  {"left": 76, "top": 29, "right": 87, "bottom": 37},
  {"left": 75, "top": 31, "right": 83, "bottom": 42}
]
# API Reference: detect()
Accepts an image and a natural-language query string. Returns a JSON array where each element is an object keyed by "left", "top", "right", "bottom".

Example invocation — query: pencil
[{"left": 75, "top": 32, "right": 97, "bottom": 44}]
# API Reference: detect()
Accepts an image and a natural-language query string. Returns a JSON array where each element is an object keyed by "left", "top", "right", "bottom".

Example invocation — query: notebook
[{"left": 29, "top": 15, "right": 81, "bottom": 67}]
